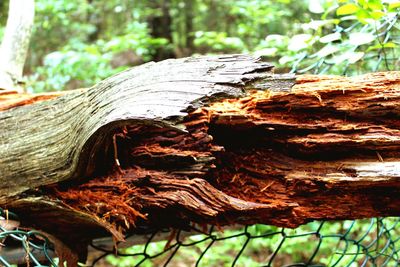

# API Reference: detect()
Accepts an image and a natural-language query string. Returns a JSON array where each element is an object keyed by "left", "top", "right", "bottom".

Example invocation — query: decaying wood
[{"left": 0, "top": 55, "right": 399, "bottom": 261}]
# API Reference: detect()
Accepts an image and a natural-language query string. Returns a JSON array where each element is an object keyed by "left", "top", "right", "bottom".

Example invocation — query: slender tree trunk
[
  {"left": 148, "top": 0, "right": 175, "bottom": 61},
  {"left": 185, "top": 0, "right": 195, "bottom": 54},
  {"left": 206, "top": 0, "right": 217, "bottom": 30},
  {"left": 86, "top": 0, "right": 102, "bottom": 42},
  {"left": 0, "top": 0, "right": 35, "bottom": 92}
]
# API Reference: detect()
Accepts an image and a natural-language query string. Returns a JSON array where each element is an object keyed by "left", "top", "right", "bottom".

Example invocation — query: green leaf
[
  {"left": 308, "top": 0, "right": 324, "bottom": 13},
  {"left": 370, "top": 10, "right": 385, "bottom": 19},
  {"left": 367, "top": 42, "right": 398, "bottom": 51},
  {"left": 303, "top": 19, "right": 340, "bottom": 30},
  {"left": 319, "top": 32, "right": 341, "bottom": 43},
  {"left": 288, "top": 34, "right": 313, "bottom": 51},
  {"left": 347, "top": 51, "right": 365, "bottom": 63},
  {"left": 388, "top": 1, "right": 400, "bottom": 10},
  {"left": 316, "top": 45, "right": 340, "bottom": 57},
  {"left": 254, "top": 48, "right": 278, "bottom": 57},
  {"left": 332, "top": 51, "right": 364, "bottom": 64},
  {"left": 382, "top": 42, "right": 397, "bottom": 48},
  {"left": 358, "top": 0, "right": 368, "bottom": 8},
  {"left": 355, "top": 9, "right": 372, "bottom": 22},
  {"left": 279, "top": 55, "right": 295, "bottom": 65},
  {"left": 349, "top": 32, "right": 375, "bottom": 46},
  {"left": 367, "top": 0, "right": 384, "bottom": 10},
  {"left": 337, "top": 3, "right": 360, "bottom": 15}
]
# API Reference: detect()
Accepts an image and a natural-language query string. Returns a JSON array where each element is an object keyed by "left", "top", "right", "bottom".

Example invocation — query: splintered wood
[
  {"left": 53, "top": 71, "right": 400, "bottom": 237},
  {"left": 0, "top": 90, "right": 63, "bottom": 111}
]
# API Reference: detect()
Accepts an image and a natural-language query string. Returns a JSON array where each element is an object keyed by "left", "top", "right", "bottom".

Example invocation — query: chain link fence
[
  {"left": 1, "top": 9, "right": 399, "bottom": 267},
  {"left": 92, "top": 218, "right": 400, "bottom": 267},
  {"left": 0, "top": 208, "right": 56, "bottom": 266},
  {"left": 1, "top": 207, "right": 399, "bottom": 266}
]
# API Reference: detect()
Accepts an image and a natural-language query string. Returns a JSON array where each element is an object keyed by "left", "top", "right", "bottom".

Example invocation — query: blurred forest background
[{"left": 0, "top": 0, "right": 399, "bottom": 93}]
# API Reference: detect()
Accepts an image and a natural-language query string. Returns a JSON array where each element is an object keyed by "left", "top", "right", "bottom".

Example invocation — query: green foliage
[
  {"left": 24, "top": 0, "right": 171, "bottom": 91},
  {"left": 0, "top": 1, "right": 385, "bottom": 92},
  {"left": 256, "top": 0, "right": 400, "bottom": 74},
  {"left": 29, "top": 45, "right": 113, "bottom": 92},
  {"left": 194, "top": 31, "right": 246, "bottom": 53},
  {"left": 27, "top": 19, "right": 168, "bottom": 92},
  {"left": 11, "top": 0, "right": 396, "bottom": 92},
  {"left": 10, "top": 0, "right": 311, "bottom": 92}
]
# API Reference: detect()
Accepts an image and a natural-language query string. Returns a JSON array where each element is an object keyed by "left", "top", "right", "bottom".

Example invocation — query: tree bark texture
[
  {"left": 0, "top": 55, "right": 399, "bottom": 253},
  {"left": 0, "top": 0, "right": 35, "bottom": 92}
]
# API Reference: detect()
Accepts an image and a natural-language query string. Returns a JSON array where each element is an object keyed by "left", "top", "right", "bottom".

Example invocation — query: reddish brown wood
[
  {"left": 0, "top": 90, "right": 63, "bottom": 111},
  {"left": 50, "top": 71, "right": 400, "bottom": 237}
]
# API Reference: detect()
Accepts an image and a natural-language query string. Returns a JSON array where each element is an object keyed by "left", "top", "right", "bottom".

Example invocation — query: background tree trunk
[
  {"left": 0, "top": 0, "right": 35, "bottom": 92},
  {"left": 148, "top": 0, "right": 175, "bottom": 61},
  {"left": 184, "top": 0, "right": 195, "bottom": 54}
]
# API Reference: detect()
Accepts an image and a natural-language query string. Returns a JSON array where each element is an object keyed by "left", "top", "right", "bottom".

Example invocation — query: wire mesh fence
[
  {"left": 91, "top": 218, "right": 400, "bottom": 267},
  {"left": 1, "top": 205, "right": 400, "bottom": 266},
  {"left": 0, "top": 208, "right": 56, "bottom": 266}
]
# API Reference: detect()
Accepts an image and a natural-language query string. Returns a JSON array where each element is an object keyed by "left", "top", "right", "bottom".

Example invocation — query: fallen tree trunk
[{"left": 0, "top": 55, "right": 399, "bottom": 261}]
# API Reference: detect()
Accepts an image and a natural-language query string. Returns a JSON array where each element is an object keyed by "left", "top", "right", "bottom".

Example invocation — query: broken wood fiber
[{"left": 0, "top": 55, "right": 399, "bottom": 246}]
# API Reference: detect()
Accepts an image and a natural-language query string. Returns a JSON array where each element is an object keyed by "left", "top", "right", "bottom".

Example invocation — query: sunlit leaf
[
  {"left": 388, "top": 1, "right": 400, "bottom": 9},
  {"left": 279, "top": 55, "right": 295, "bottom": 65},
  {"left": 316, "top": 45, "right": 340, "bottom": 57},
  {"left": 254, "top": 47, "right": 278, "bottom": 57},
  {"left": 370, "top": 10, "right": 385, "bottom": 19},
  {"left": 319, "top": 32, "right": 341, "bottom": 43},
  {"left": 338, "top": 15, "right": 358, "bottom": 21},
  {"left": 302, "top": 19, "right": 340, "bottom": 30},
  {"left": 349, "top": 32, "right": 375, "bottom": 46},
  {"left": 84, "top": 46, "right": 99, "bottom": 55},
  {"left": 358, "top": 0, "right": 368, "bottom": 8},
  {"left": 322, "top": 2, "right": 340, "bottom": 19},
  {"left": 356, "top": 9, "right": 372, "bottom": 22},
  {"left": 347, "top": 51, "right": 365, "bottom": 63},
  {"left": 308, "top": 0, "right": 325, "bottom": 13},
  {"left": 367, "top": 0, "right": 384, "bottom": 10},
  {"left": 265, "top": 34, "right": 285, "bottom": 42},
  {"left": 367, "top": 42, "right": 397, "bottom": 51},
  {"left": 288, "top": 34, "right": 313, "bottom": 51},
  {"left": 336, "top": 3, "right": 360, "bottom": 15},
  {"left": 332, "top": 51, "right": 364, "bottom": 64}
]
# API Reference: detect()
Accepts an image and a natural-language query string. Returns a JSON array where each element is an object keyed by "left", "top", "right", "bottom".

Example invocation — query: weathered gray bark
[
  {"left": 0, "top": 0, "right": 35, "bottom": 92},
  {"left": 0, "top": 55, "right": 292, "bottom": 202}
]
